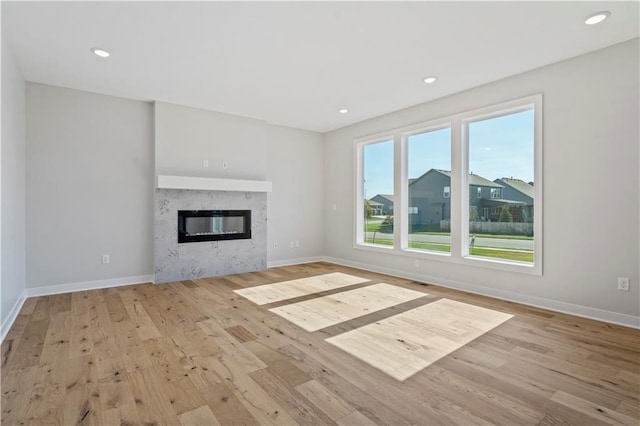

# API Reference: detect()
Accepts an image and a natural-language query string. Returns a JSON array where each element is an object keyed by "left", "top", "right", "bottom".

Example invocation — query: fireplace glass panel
[{"left": 178, "top": 210, "right": 251, "bottom": 243}]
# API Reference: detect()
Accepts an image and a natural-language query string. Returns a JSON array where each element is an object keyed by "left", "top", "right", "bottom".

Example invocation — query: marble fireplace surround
[{"left": 154, "top": 176, "right": 271, "bottom": 284}]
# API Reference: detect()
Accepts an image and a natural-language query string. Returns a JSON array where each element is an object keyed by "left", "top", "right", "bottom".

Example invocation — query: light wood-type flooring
[{"left": 2, "top": 262, "right": 639, "bottom": 425}]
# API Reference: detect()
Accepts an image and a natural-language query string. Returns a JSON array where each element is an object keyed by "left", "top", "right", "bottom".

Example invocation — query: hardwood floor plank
[
  {"left": 336, "top": 410, "right": 378, "bottom": 426},
  {"left": 178, "top": 405, "right": 221, "bottom": 426},
  {"left": 326, "top": 298, "right": 513, "bottom": 381},
  {"left": 62, "top": 354, "right": 101, "bottom": 426},
  {"left": 295, "top": 379, "right": 354, "bottom": 421},
  {"left": 1, "top": 263, "right": 638, "bottom": 426},
  {"left": 550, "top": 390, "right": 638, "bottom": 425},
  {"left": 125, "top": 302, "right": 162, "bottom": 341},
  {"left": 128, "top": 367, "right": 181, "bottom": 426},
  {"left": 197, "top": 319, "right": 267, "bottom": 373},
  {"left": 5, "top": 318, "right": 49, "bottom": 369},
  {"left": 249, "top": 368, "right": 335, "bottom": 425},
  {"left": 200, "top": 382, "right": 260, "bottom": 426},
  {"left": 234, "top": 272, "right": 370, "bottom": 305},
  {"left": 269, "top": 283, "right": 427, "bottom": 332}
]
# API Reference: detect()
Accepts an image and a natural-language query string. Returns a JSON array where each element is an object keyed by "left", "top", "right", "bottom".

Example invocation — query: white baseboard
[
  {"left": 267, "top": 256, "right": 325, "bottom": 268},
  {"left": 323, "top": 256, "right": 640, "bottom": 329},
  {"left": 25, "top": 275, "right": 155, "bottom": 298},
  {"left": 1, "top": 290, "right": 27, "bottom": 343}
]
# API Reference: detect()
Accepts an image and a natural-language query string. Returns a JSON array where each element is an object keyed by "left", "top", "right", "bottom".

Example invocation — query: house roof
[
  {"left": 410, "top": 169, "right": 503, "bottom": 188},
  {"left": 372, "top": 194, "right": 394, "bottom": 203},
  {"left": 495, "top": 177, "right": 534, "bottom": 198},
  {"left": 479, "top": 198, "right": 527, "bottom": 207}
]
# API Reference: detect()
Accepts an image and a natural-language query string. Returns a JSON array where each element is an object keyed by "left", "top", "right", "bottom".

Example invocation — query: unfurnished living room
[{"left": 1, "top": 1, "right": 639, "bottom": 425}]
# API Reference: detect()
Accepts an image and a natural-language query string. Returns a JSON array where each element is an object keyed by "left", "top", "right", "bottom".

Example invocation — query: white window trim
[
  {"left": 354, "top": 94, "right": 543, "bottom": 276},
  {"left": 460, "top": 94, "right": 542, "bottom": 275},
  {"left": 354, "top": 133, "right": 395, "bottom": 249}
]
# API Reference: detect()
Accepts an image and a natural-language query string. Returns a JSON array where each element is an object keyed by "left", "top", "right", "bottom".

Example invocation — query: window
[
  {"left": 406, "top": 126, "right": 451, "bottom": 254},
  {"left": 355, "top": 94, "right": 542, "bottom": 275},
  {"left": 358, "top": 139, "right": 394, "bottom": 248},
  {"left": 465, "top": 106, "right": 536, "bottom": 265}
]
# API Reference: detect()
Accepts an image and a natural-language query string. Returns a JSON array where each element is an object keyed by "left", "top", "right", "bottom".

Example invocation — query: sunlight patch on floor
[
  {"left": 269, "top": 283, "right": 427, "bottom": 331},
  {"left": 326, "top": 298, "right": 513, "bottom": 381},
  {"left": 234, "top": 272, "right": 369, "bottom": 305}
]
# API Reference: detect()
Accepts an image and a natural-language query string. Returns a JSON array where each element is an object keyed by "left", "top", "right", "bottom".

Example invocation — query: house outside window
[{"left": 355, "top": 94, "right": 542, "bottom": 275}]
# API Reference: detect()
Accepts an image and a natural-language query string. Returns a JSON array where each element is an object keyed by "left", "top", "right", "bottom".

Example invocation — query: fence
[{"left": 439, "top": 220, "right": 533, "bottom": 236}]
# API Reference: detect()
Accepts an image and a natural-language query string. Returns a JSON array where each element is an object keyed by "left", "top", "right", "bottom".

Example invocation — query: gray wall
[
  {"left": 154, "top": 102, "right": 326, "bottom": 267},
  {"left": 266, "top": 124, "right": 324, "bottom": 264},
  {"left": 323, "top": 39, "right": 640, "bottom": 320},
  {"left": 155, "top": 101, "right": 267, "bottom": 180},
  {"left": 26, "top": 83, "right": 154, "bottom": 288},
  {"left": 1, "top": 40, "right": 26, "bottom": 328}
]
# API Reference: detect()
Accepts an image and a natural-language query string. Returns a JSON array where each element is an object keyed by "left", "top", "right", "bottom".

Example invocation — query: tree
[
  {"left": 364, "top": 200, "right": 373, "bottom": 220},
  {"left": 499, "top": 205, "right": 513, "bottom": 222},
  {"left": 469, "top": 207, "right": 479, "bottom": 222}
]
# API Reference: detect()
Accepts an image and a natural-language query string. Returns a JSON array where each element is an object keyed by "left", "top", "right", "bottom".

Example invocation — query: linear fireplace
[{"left": 178, "top": 210, "right": 251, "bottom": 243}]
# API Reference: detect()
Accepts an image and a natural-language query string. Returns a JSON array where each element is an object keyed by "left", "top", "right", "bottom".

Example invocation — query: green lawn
[
  {"left": 367, "top": 223, "right": 533, "bottom": 240},
  {"left": 365, "top": 223, "right": 393, "bottom": 233},
  {"left": 365, "top": 238, "right": 533, "bottom": 263}
]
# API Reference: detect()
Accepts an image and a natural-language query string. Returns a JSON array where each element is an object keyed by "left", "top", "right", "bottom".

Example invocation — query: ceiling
[{"left": 3, "top": 1, "right": 638, "bottom": 133}]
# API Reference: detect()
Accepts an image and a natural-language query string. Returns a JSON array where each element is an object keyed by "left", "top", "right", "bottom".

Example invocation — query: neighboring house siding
[
  {"left": 370, "top": 194, "right": 394, "bottom": 215},
  {"left": 409, "top": 169, "right": 517, "bottom": 225},
  {"left": 494, "top": 178, "right": 534, "bottom": 222},
  {"left": 408, "top": 170, "right": 450, "bottom": 226}
]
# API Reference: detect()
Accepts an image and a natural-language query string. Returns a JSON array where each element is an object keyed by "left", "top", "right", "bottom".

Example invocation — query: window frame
[
  {"left": 354, "top": 134, "right": 396, "bottom": 251},
  {"left": 354, "top": 94, "right": 543, "bottom": 276}
]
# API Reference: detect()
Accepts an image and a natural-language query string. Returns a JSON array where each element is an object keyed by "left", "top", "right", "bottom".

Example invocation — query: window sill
[{"left": 354, "top": 242, "right": 541, "bottom": 276}]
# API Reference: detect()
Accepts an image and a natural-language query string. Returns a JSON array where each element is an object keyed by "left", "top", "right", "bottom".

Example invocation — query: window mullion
[
  {"left": 450, "top": 117, "right": 464, "bottom": 259},
  {"left": 397, "top": 134, "right": 407, "bottom": 250}
]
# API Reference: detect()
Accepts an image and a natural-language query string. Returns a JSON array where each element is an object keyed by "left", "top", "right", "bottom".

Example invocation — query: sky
[{"left": 363, "top": 109, "right": 534, "bottom": 199}]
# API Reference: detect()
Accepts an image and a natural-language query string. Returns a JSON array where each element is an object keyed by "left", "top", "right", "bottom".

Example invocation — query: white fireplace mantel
[{"left": 157, "top": 175, "right": 272, "bottom": 192}]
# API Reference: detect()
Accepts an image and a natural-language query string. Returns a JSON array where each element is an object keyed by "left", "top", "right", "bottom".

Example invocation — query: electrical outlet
[
  {"left": 618, "top": 277, "right": 630, "bottom": 291},
  {"left": 222, "top": 161, "right": 228, "bottom": 169},
  {"left": 102, "top": 254, "right": 110, "bottom": 264},
  {"left": 202, "top": 159, "right": 209, "bottom": 168},
  {"left": 295, "top": 240, "right": 300, "bottom": 247},
  {"left": 273, "top": 242, "right": 278, "bottom": 249}
]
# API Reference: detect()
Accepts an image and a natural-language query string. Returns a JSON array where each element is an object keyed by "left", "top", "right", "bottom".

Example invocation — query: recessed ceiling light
[
  {"left": 339, "top": 109, "right": 348, "bottom": 114},
  {"left": 91, "top": 48, "right": 110, "bottom": 58},
  {"left": 585, "top": 11, "right": 610, "bottom": 25},
  {"left": 423, "top": 76, "right": 437, "bottom": 84}
]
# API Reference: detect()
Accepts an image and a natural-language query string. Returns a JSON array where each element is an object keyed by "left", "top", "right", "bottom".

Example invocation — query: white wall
[
  {"left": 323, "top": 39, "right": 640, "bottom": 325},
  {"left": 1, "top": 39, "right": 26, "bottom": 331},
  {"left": 155, "top": 101, "right": 267, "bottom": 180},
  {"left": 26, "top": 83, "right": 154, "bottom": 289},
  {"left": 266, "top": 124, "right": 324, "bottom": 265}
]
